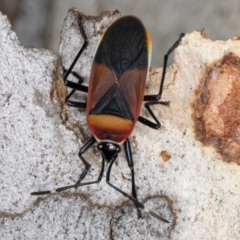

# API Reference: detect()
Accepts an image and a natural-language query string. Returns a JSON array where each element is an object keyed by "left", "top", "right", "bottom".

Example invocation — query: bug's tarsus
[
  {"left": 139, "top": 33, "right": 185, "bottom": 129},
  {"left": 66, "top": 101, "right": 87, "bottom": 108}
]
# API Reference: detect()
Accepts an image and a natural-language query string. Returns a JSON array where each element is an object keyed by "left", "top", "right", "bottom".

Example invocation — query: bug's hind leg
[{"left": 138, "top": 101, "right": 170, "bottom": 129}]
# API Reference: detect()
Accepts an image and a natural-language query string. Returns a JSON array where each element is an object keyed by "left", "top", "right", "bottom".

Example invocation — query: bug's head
[{"left": 97, "top": 142, "right": 121, "bottom": 162}]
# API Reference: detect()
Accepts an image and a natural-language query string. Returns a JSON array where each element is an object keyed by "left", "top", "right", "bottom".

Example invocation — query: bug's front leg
[
  {"left": 138, "top": 33, "right": 185, "bottom": 129},
  {"left": 63, "top": 16, "right": 89, "bottom": 108}
]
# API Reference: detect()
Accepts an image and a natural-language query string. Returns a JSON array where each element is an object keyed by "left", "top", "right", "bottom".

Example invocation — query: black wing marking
[{"left": 90, "top": 84, "right": 133, "bottom": 120}]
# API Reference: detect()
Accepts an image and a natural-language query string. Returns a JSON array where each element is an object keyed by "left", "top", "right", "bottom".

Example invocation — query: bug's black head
[{"left": 97, "top": 142, "right": 121, "bottom": 162}]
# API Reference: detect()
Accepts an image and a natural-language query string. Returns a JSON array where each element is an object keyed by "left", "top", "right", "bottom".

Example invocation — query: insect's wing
[
  {"left": 119, "top": 67, "right": 148, "bottom": 122},
  {"left": 87, "top": 16, "right": 152, "bottom": 122}
]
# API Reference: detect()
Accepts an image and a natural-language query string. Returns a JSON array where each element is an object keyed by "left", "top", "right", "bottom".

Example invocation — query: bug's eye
[{"left": 97, "top": 144, "right": 103, "bottom": 150}]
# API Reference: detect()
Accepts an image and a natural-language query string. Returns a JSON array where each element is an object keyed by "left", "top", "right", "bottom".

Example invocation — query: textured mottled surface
[
  {"left": 1, "top": 9, "right": 240, "bottom": 240},
  {"left": 193, "top": 53, "right": 240, "bottom": 163}
]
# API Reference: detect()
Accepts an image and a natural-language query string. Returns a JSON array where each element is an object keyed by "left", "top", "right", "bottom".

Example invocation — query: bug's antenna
[
  {"left": 31, "top": 185, "right": 76, "bottom": 195},
  {"left": 31, "top": 189, "right": 169, "bottom": 223},
  {"left": 144, "top": 208, "right": 169, "bottom": 223},
  {"left": 125, "top": 194, "right": 169, "bottom": 223},
  {"left": 158, "top": 33, "right": 185, "bottom": 99}
]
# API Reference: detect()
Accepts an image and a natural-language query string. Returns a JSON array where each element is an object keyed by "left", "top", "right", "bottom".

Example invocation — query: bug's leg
[
  {"left": 63, "top": 67, "right": 86, "bottom": 106},
  {"left": 106, "top": 155, "right": 169, "bottom": 222},
  {"left": 61, "top": 152, "right": 105, "bottom": 189},
  {"left": 63, "top": 16, "right": 88, "bottom": 89},
  {"left": 63, "top": 68, "right": 84, "bottom": 86},
  {"left": 124, "top": 139, "right": 141, "bottom": 218},
  {"left": 138, "top": 33, "right": 185, "bottom": 129},
  {"left": 63, "top": 16, "right": 89, "bottom": 108},
  {"left": 138, "top": 101, "right": 169, "bottom": 129},
  {"left": 144, "top": 33, "right": 185, "bottom": 102},
  {"left": 74, "top": 136, "right": 96, "bottom": 185},
  {"left": 31, "top": 137, "right": 105, "bottom": 195},
  {"left": 63, "top": 67, "right": 88, "bottom": 108}
]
